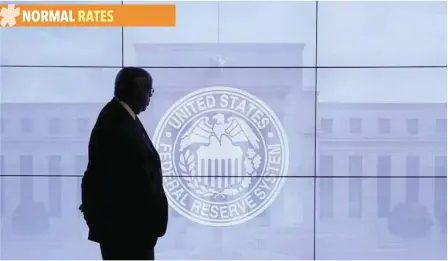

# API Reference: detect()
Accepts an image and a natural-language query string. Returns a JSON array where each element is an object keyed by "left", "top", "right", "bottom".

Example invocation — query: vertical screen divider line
[
  {"left": 217, "top": 1, "right": 220, "bottom": 43},
  {"left": 121, "top": 0, "right": 124, "bottom": 67},
  {"left": 313, "top": 1, "right": 319, "bottom": 260}
]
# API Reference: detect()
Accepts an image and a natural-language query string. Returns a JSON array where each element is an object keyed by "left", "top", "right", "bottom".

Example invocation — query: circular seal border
[{"left": 153, "top": 86, "right": 290, "bottom": 226}]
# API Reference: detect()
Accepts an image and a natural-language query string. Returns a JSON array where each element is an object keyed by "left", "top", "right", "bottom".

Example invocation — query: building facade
[{"left": 0, "top": 43, "right": 446, "bottom": 259}]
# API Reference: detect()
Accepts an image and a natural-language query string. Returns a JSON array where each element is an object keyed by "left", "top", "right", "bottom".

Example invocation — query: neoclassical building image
[{"left": 0, "top": 43, "right": 446, "bottom": 260}]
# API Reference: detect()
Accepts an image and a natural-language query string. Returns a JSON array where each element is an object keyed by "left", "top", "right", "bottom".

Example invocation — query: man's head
[{"left": 114, "top": 67, "right": 153, "bottom": 114}]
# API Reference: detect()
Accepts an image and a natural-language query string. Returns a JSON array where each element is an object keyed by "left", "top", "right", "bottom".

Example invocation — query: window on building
[
  {"left": 349, "top": 156, "right": 363, "bottom": 218},
  {"left": 435, "top": 178, "right": 447, "bottom": 234},
  {"left": 407, "top": 118, "right": 419, "bottom": 134},
  {"left": 1, "top": 155, "right": 4, "bottom": 217},
  {"left": 436, "top": 119, "right": 447, "bottom": 134},
  {"left": 48, "top": 117, "right": 62, "bottom": 135},
  {"left": 0, "top": 117, "right": 4, "bottom": 134},
  {"left": 320, "top": 118, "right": 333, "bottom": 134},
  {"left": 377, "top": 155, "right": 391, "bottom": 218},
  {"left": 349, "top": 118, "right": 362, "bottom": 134},
  {"left": 435, "top": 156, "right": 447, "bottom": 176},
  {"left": 75, "top": 155, "right": 87, "bottom": 175},
  {"left": 378, "top": 118, "right": 391, "bottom": 134},
  {"left": 0, "top": 155, "right": 4, "bottom": 175},
  {"left": 48, "top": 177, "right": 62, "bottom": 217},
  {"left": 319, "top": 155, "right": 334, "bottom": 219},
  {"left": 20, "top": 155, "right": 33, "bottom": 175},
  {"left": 405, "top": 155, "right": 419, "bottom": 204},
  {"left": 76, "top": 118, "right": 90, "bottom": 135},
  {"left": 76, "top": 155, "right": 88, "bottom": 212},
  {"left": 20, "top": 118, "right": 33, "bottom": 134},
  {"left": 49, "top": 155, "right": 62, "bottom": 175},
  {"left": 48, "top": 155, "right": 62, "bottom": 217},
  {"left": 19, "top": 155, "right": 34, "bottom": 203}
]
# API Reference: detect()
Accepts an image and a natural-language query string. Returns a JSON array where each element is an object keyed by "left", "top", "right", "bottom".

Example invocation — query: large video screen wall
[{"left": 0, "top": 1, "right": 447, "bottom": 260}]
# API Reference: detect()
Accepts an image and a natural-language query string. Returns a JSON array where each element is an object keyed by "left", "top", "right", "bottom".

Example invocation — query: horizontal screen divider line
[
  {"left": 0, "top": 65, "right": 446, "bottom": 69},
  {"left": 0, "top": 174, "right": 446, "bottom": 178}
]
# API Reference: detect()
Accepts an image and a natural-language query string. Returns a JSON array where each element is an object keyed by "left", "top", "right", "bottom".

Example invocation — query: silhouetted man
[{"left": 80, "top": 67, "right": 168, "bottom": 260}]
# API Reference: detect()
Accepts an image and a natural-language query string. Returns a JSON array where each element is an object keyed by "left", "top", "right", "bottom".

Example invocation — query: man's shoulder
[
  {"left": 86, "top": 101, "right": 119, "bottom": 139},
  {"left": 96, "top": 100, "right": 124, "bottom": 124},
  {"left": 99, "top": 99, "right": 118, "bottom": 116},
  {"left": 94, "top": 101, "right": 135, "bottom": 137}
]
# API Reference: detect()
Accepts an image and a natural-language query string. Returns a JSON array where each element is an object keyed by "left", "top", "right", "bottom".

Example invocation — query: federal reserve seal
[{"left": 153, "top": 86, "right": 289, "bottom": 226}]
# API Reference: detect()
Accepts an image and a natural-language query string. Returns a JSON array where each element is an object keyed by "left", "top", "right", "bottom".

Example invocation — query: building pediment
[{"left": 134, "top": 43, "right": 305, "bottom": 67}]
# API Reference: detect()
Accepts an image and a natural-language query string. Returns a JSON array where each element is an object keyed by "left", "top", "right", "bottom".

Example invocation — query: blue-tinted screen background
[{"left": 0, "top": 1, "right": 447, "bottom": 260}]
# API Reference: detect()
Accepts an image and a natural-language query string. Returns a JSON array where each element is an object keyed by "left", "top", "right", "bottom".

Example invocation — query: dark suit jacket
[{"left": 81, "top": 98, "right": 168, "bottom": 244}]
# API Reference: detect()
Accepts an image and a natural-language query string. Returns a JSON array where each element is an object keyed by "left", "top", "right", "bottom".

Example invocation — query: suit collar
[{"left": 114, "top": 97, "right": 136, "bottom": 120}]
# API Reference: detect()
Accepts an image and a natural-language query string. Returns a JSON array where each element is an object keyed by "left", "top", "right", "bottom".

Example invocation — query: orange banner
[{"left": 0, "top": 4, "right": 176, "bottom": 27}]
